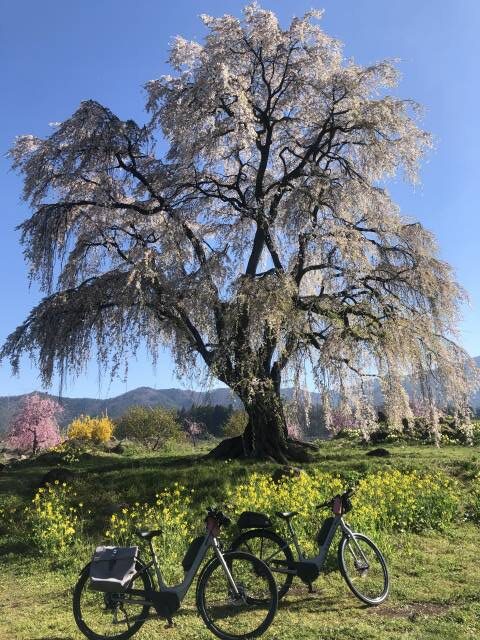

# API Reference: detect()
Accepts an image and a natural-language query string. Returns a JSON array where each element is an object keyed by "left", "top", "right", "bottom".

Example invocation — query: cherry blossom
[
  {"left": 2, "top": 4, "right": 477, "bottom": 461},
  {"left": 7, "top": 393, "right": 62, "bottom": 454}
]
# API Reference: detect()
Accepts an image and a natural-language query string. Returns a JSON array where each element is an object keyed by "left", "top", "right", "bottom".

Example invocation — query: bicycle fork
[
  {"left": 343, "top": 529, "right": 370, "bottom": 571},
  {"left": 212, "top": 538, "right": 241, "bottom": 597}
]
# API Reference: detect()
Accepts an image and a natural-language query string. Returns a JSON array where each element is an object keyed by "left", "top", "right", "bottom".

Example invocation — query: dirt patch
[{"left": 369, "top": 602, "right": 451, "bottom": 620}]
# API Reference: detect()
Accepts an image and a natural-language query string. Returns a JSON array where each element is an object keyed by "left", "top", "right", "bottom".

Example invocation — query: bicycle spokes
[
  {"left": 73, "top": 562, "right": 152, "bottom": 640},
  {"left": 342, "top": 535, "right": 387, "bottom": 601},
  {"left": 199, "top": 554, "right": 276, "bottom": 638},
  {"left": 347, "top": 539, "right": 370, "bottom": 571},
  {"left": 83, "top": 587, "right": 144, "bottom": 635},
  {"left": 245, "top": 538, "right": 286, "bottom": 566}
]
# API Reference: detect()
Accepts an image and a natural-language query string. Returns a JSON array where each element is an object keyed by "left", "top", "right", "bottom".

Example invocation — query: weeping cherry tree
[{"left": 1, "top": 5, "right": 476, "bottom": 461}]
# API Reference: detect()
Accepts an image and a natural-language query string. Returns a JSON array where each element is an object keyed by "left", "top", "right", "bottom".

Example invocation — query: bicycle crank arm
[{"left": 269, "top": 566, "right": 297, "bottom": 575}]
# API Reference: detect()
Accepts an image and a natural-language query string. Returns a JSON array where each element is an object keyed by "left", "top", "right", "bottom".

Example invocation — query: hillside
[
  {"left": 0, "top": 387, "right": 243, "bottom": 434},
  {"left": 0, "top": 385, "right": 327, "bottom": 434},
  {"left": 0, "top": 356, "right": 478, "bottom": 434}
]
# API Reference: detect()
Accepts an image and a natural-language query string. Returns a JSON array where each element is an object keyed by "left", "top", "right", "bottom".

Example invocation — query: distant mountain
[
  {"left": 366, "top": 355, "right": 480, "bottom": 409},
  {"left": 0, "top": 356, "right": 478, "bottom": 435},
  {"left": 0, "top": 387, "right": 243, "bottom": 435}
]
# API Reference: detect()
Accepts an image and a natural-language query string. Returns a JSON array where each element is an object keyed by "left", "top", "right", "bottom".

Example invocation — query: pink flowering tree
[
  {"left": 330, "top": 407, "right": 357, "bottom": 435},
  {"left": 7, "top": 393, "right": 62, "bottom": 454},
  {"left": 286, "top": 420, "right": 302, "bottom": 441}
]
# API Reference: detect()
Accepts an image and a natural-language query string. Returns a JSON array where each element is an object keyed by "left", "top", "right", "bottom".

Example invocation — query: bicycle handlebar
[
  {"left": 316, "top": 487, "right": 356, "bottom": 510},
  {"left": 205, "top": 506, "right": 231, "bottom": 528}
]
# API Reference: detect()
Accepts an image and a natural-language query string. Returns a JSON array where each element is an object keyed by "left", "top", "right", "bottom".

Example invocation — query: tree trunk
[
  {"left": 208, "top": 380, "right": 317, "bottom": 463},
  {"left": 32, "top": 428, "right": 38, "bottom": 455}
]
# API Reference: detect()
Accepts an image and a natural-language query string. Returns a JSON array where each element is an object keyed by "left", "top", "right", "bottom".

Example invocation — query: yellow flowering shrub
[
  {"left": 26, "top": 481, "right": 80, "bottom": 555},
  {"left": 105, "top": 483, "right": 195, "bottom": 583},
  {"left": 67, "top": 415, "right": 114, "bottom": 442},
  {"left": 466, "top": 473, "right": 480, "bottom": 522},
  {"left": 352, "top": 470, "right": 460, "bottom": 533},
  {"left": 227, "top": 468, "right": 460, "bottom": 553},
  {"left": 67, "top": 415, "right": 92, "bottom": 440},
  {"left": 226, "top": 470, "right": 344, "bottom": 555},
  {"left": 91, "top": 416, "right": 115, "bottom": 442},
  {"left": 0, "top": 495, "right": 22, "bottom": 534}
]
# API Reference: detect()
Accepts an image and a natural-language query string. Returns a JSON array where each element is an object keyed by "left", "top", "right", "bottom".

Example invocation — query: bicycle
[
  {"left": 73, "top": 507, "right": 278, "bottom": 640},
  {"left": 229, "top": 488, "right": 389, "bottom": 605}
]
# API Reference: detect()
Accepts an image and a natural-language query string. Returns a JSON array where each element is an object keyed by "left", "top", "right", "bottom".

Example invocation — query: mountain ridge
[{"left": 1, "top": 356, "right": 478, "bottom": 434}]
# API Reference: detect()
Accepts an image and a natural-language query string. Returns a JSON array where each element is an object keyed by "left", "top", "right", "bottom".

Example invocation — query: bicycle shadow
[
  {"left": 34, "top": 637, "right": 75, "bottom": 640},
  {"left": 279, "top": 595, "right": 369, "bottom": 614}
]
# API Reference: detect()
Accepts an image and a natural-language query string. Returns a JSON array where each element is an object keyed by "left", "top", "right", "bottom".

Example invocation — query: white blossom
[{"left": 1, "top": 4, "right": 477, "bottom": 456}]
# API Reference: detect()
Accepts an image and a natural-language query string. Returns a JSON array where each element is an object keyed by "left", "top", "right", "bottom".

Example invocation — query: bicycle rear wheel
[
  {"left": 196, "top": 550, "right": 278, "bottom": 640},
  {"left": 230, "top": 528, "right": 294, "bottom": 599},
  {"left": 338, "top": 532, "right": 389, "bottom": 605},
  {"left": 73, "top": 561, "right": 152, "bottom": 640}
]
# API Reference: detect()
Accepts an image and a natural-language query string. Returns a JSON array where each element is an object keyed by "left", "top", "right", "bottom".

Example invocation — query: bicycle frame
[
  {"left": 272, "top": 514, "right": 364, "bottom": 576},
  {"left": 119, "top": 529, "right": 239, "bottom": 610}
]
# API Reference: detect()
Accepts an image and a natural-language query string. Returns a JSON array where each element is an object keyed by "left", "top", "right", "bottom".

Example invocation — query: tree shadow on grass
[
  {"left": 0, "top": 539, "right": 30, "bottom": 557},
  {"left": 75, "top": 452, "right": 207, "bottom": 475}
]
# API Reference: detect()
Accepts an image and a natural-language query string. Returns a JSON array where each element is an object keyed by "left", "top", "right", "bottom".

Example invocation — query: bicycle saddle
[
  {"left": 135, "top": 528, "right": 162, "bottom": 541},
  {"left": 275, "top": 511, "right": 298, "bottom": 520}
]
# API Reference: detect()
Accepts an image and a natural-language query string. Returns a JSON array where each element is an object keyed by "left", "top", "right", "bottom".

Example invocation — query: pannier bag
[
  {"left": 237, "top": 511, "right": 272, "bottom": 529},
  {"left": 89, "top": 546, "right": 138, "bottom": 592}
]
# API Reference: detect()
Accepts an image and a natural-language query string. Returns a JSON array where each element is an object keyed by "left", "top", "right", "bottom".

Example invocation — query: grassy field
[{"left": 1, "top": 440, "right": 479, "bottom": 640}]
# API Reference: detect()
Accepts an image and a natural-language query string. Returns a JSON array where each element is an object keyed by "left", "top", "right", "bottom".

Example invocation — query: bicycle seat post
[
  {"left": 286, "top": 518, "right": 303, "bottom": 560},
  {"left": 146, "top": 536, "right": 167, "bottom": 590},
  {"left": 148, "top": 538, "right": 155, "bottom": 560}
]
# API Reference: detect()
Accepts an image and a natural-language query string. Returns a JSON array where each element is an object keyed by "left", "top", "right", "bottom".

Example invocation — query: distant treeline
[
  {"left": 178, "top": 403, "right": 330, "bottom": 439},
  {"left": 178, "top": 404, "right": 234, "bottom": 437}
]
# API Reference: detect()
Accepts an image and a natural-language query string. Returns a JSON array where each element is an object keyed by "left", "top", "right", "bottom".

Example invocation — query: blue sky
[{"left": 0, "top": 0, "right": 479, "bottom": 398}]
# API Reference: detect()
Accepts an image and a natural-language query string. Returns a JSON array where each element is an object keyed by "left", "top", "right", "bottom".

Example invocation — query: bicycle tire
[
  {"left": 229, "top": 528, "right": 294, "bottom": 599},
  {"left": 73, "top": 560, "right": 152, "bottom": 640},
  {"left": 338, "top": 532, "right": 389, "bottom": 605},
  {"left": 196, "top": 550, "right": 278, "bottom": 640}
]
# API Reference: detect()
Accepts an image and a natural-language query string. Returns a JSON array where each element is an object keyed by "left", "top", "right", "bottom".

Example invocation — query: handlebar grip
[
  {"left": 317, "top": 487, "right": 355, "bottom": 510},
  {"left": 205, "top": 507, "right": 231, "bottom": 527},
  {"left": 317, "top": 499, "right": 332, "bottom": 509}
]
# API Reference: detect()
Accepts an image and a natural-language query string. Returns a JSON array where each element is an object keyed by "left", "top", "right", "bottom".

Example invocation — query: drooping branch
[{"left": 3, "top": 5, "right": 477, "bottom": 461}]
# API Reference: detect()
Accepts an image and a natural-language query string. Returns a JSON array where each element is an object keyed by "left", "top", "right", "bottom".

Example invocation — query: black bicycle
[
  {"left": 229, "top": 489, "right": 389, "bottom": 605},
  {"left": 73, "top": 507, "right": 278, "bottom": 640}
]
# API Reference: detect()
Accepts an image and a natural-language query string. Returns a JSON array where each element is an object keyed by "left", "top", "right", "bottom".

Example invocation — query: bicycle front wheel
[
  {"left": 338, "top": 532, "right": 389, "bottom": 605},
  {"left": 73, "top": 561, "right": 151, "bottom": 640},
  {"left": 196, "top": 550, "right": 278, "bottom": 640}
]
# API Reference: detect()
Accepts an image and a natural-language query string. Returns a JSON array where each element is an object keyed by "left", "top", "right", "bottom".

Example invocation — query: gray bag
[{"left": 89, "top": 545, "right": 138, "bottom": 592}]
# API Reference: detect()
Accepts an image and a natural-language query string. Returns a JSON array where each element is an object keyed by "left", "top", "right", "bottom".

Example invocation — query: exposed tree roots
[{"left": 207, "top": 434, "right": 318, "bottom": 464}]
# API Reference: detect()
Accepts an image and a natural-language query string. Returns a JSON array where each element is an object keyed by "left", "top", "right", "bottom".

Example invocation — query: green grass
[{"left": 1, "top": 440, "right": 479, "bottom": 639}]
